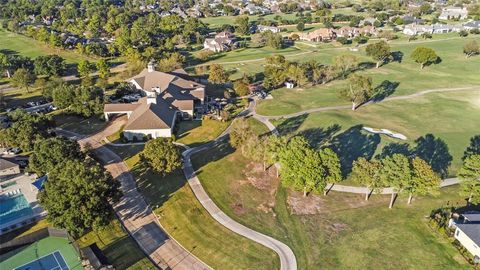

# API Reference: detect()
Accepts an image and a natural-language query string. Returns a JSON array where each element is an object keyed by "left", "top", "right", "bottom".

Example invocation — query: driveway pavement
[{"left": 56, "top": 121, "right": 210, "bottom": 270}]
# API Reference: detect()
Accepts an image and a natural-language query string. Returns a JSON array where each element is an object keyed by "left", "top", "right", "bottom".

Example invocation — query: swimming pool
[{"left": 0, "top": 193, "right": 34, "bottom": 225}]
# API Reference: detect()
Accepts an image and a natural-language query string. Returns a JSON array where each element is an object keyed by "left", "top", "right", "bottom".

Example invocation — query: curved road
[{"left": 56, "top": 123, "right": 210, "bottom": 270}]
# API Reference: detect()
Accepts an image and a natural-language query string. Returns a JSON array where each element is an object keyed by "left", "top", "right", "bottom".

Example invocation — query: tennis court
[
  {"left": 0, "top": 237, "right": 82, "bottom": 270},
  {"left": 14, "top": 251, "right": 69, "bottom": 270}
]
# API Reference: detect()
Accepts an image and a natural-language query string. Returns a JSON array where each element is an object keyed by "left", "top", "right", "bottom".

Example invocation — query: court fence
[{"left": 0, "top": 227, "right": 108, "bottom": 269}]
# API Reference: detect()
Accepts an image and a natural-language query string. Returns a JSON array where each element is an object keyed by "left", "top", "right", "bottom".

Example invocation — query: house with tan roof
[
  {"left": 103, "top": 61, "right": 205, "bottom": 140},
  {"left": 203, "top": 31, "right": 236, "bottom": 52},
  {"left": 294, "top": 28, "right": 336, "bottom": 42}
]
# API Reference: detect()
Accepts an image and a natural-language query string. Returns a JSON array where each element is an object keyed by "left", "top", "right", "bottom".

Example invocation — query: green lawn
[
  {"left": 271, "top": 90, "right": 480, "bottom": 176},
  {"left": 207, "top": 36, "right": 480, "bottom": 114},
  {"left": 77, "top": 219, "right": 155, "bottom": 270},
  {"left": 175, "top": 118, "right": 230, "bottom": 147},
  {"left": 110, "top": 145, "right": 280, "bottom": 269},
  {"left": 0, "top": 29, "right": 93, "bottom": 63},
  {"left": 2, "top": 88, "right": 45, "bottom": 110},
  {"left": 191, "top": 142, "right": 472, "bottom": 270}
]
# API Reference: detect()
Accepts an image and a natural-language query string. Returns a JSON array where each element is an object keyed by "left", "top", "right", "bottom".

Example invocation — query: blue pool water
[{"left": 0, "top": 194, "right": 33, "bottom": 225}]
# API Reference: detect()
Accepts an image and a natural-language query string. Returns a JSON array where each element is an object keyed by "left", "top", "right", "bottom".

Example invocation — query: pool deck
[{"left": 0, "top": 174, "right": 46, "bottom": 234}]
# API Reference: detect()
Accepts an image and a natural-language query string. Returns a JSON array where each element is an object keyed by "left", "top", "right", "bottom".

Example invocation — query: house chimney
[
  {"left": 147, "top": 59, "right": 155, "bottom": 73},
  {"left": 147, "top": 94, "right": 157, "bottom": 105}
]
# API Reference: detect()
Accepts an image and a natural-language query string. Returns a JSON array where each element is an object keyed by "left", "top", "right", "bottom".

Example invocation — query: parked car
[{"left": 3, "top": 148, "right": 21, "bottom": 155}]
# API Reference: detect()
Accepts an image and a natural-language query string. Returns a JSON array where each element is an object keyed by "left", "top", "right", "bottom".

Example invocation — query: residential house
[
  {"left": 258, "top": 25, "right": 281, "bottom": 33},
  {"left": 203, "top": 31, "right": 236, "bottom": 52},
  {"left": 0, "top": 158, "right": 20, "bottom": 179},
  {"left": 402, "top": 15, "right": 424, "bottom": 25},
  {"left": 360, "top": 25, "right": 378, "bottom": 36},
  {"left": 103, "top": 62, "right": 205, "bottom": 140},
  {"left": 451, "top": 213, "right": 480, "bottom": 260},
  {"left": 360, "top": 17, "right": 377, "bottom": 26},
  {"left": 295, "top": 28, "right": 336, "bottom": 42},
  {"left": 403, "top": 23, "right": 462, "bottom": 35},
  {"left": 439, "top": 6, "right": 468, "bottom": 20},
  {"left": 336, "top": 26, "right": 360, "bottom": 38},
  {"left": 464, "top": 21, "right": 480, "bottom": 30}
]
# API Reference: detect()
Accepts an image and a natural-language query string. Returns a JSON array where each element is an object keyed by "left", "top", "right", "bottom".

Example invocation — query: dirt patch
[
  {"left": 231, "top": 202, "right": 246, "bottom": 215},
  {"left": 287, "top": 189, "right": 385, "bottom": 215},
  {"left": 242, "top": 162, "right": 280, "bottom": 213}
]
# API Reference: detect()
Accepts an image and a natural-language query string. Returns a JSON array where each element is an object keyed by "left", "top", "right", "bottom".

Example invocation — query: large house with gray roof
[
  {"left": 450, "top": 213, "right": 480, "bottom": 261},
  {"left": 103, "top": 62, "right": 205, "bottom": 140}
]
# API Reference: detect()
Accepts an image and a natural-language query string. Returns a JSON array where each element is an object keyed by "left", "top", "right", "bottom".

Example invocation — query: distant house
[
  {"left": 103, "top": 62, "right": 205, "bottom": 140},
  {"left": 336, "top": 26, "right": 360, "bottom": 38},
  {"left": 464, "top": 21, "right": 480, "bottom": 30},
  {"left": 0, "top": 158, "right": 20, "bottom": 179},
  {"left": 402, "top": 15, "right": 424, "bottom": 25},
  {"left": 295, "top": 28, "right": 336, "bottom": 42},
  {"left": 258, "top": 25, "right": 281, "bottom": 33},
  {"left": 203, "top": 31, "right": 236, "bottom": 52},
  {"left": 439, "top": 7, "right": 468, "bottom": 20},
  {"left": 360, "top": 25, "right": 378, "bottom": 36},
  {"left": 450, "top": 213, "right": 480, "bottom": 260},
  {"left": 403, "top": 23, "right": 462, "bottom": 35}
]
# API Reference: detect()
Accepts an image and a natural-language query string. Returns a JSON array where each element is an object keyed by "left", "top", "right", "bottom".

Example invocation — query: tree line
[{"left": 229, "top": 119, "right": 480, "bottom": 208}]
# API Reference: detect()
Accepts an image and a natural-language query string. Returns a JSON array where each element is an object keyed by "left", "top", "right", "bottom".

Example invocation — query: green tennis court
[{"left": 0, "top": 237, "right": 82, "bottom": 270}]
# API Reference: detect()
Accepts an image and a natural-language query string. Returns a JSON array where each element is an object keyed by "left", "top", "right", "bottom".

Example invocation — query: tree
[
  {"left": 407, "top": 157, "right": 440, "bottom": 204},
  {"left": 365, "top": 41, "right": 391, "bottom": 68},
  {"left": 34, "top": 55, "right": 65, "bottom": 77},
  {"left": 264, "top": 32, "right": 283, "bottom": 49},
  {"left": 459, "top": 30, "right": 469, "bottom": 37},
  {"left": 52, "top": 84, "right": 104, "bottom": 117},
  {"left": 380, "top": 154, "right": 412, "bottom": 208},
  {"left": 463, "top": 40, "right": 480, "bottom": 58},
  {"left": 351, "top": 157, "right": 383, "bottom": 200},
  {"left": 286, "top": 63, "right": 308, "bottom": 87},
  {"left": 279, "top": 136, "right": 325, "bottom": 196},
  {"left": 235, "top": 16, "right": 249, "bottom": 35},
  {"left": 458, "top": 154, "right": 480, "bottom": 204},
  {"left": 233, "top": 80, "right": 250, "bottom": 96},
  {"left": 333, "top": 54, "right": 359, "bottom": 78},
  {"left": 463, "top": 135, "right": 480, "bottom": 160},
  {"left": 296, "top": 22, "right": 305, "bottom": 31},
  {"left": 158, "top": 52, "right": 184, "bottom": 72},
  {"left": 263, "top": 55, "right": 288, "bottom": 89},
  {"left": 0, "top": 110, "right": 54, "bottom": 151},
  {"left": 410, "top": 47, "right": 438, "bottom": 69},
  {"left": 29, "top": 137, "right": 84, "bottom": 176},
  {"left": 141, "top": 138, "right": 182, "bottom": 175},
  {"left": 38, "top": 159, "right": 121, "bottom": 237},
  {"left": 320, "top": 147, "right": 342, "bottom": 195},
  {"left": 11, "top": 68, "right": 35, "bottom": 93},
  {"left": 96, "top": 59, "right": 110, "bottom": 79},
  {"left": 208, "top": 63, "right": 228, "bottom": 84},
  {"left": 230, "top": 118, "right": 254, "bottom": 148},
  {"left": 77, "top": 60, "right": 95, "bottom": 78},
  {"left": 340, "top": 74, "right": 374, "bottom": 110}
]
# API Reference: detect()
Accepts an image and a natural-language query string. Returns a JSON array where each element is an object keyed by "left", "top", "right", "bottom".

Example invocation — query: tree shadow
[
  {"left": 191, "top": 141, "right": 235, "bottom": 169},
  {"left": 372, "top": 80, "right": 400, "bottom": 102},
  {"left": 297, "top": 124, "right": 341, "bottom": 149},
  {"left": 390, "top": 51, "right": 404, "bottom": 63},
  {"left": 275, "top": 114, "right": 308, "bottom": 136},
  {"left": 0, "top": 49, "right": 18, "bottom": 55},
  {"left": 330, "top": 125, "right": 381, "bottom": 177},
  {"left": 463, "top": 134, "right": 480, "bottom": 160},
  {"left": 358, "top": 61, "right": 376, "bottom": 70},
  {"left": 375, "top": 142, "right": 413, "bottom": 159},
  {"left": 414, "top": 134, "right": 452, "bottom": 178}
]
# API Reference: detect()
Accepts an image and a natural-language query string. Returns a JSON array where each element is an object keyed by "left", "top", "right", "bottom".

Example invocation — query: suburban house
[
  {"left": 464, "top": 21, "right": 480, "bottom": 30},
  {"left": 403, "top": 23, "right": 462, "bottom": 35},
  {"left": 336, "top": 26, "right": 360, "bottom": 38},
  {"left": 439, "top": 6, "right": 468, "bottom": 20},
  {"left": 0, "top": 158, "right": 20, "bottom": 179},
  {"left": 103, "top": 62, "right": 205, "bottom": 140},
  {"left": 203, "top": 31, "right": 236, "bottom": 52},
  {"left": 294, "top": 28, "right": 336, "bottom": 42},
  {"left": 450, "top": 213, "right": 480, "bottom": 260},
  {"left": 257, "top": 25, "right": 281, "bottom": 33}
]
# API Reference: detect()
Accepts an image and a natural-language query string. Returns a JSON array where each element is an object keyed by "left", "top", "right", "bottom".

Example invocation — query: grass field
[
  {"left": 0, "top": 29, "right": 93, "bottom": 63},
  {"left": 191, "top": 141, "right": 472, "bottom": 270},
  {"left": 53, "top": 113, "right": 107, "bottom": 135},
  {"left": 175, "top": 118, "right": 230, "bottom": 146},
  {"left": 271, "top": 90, "right": 480, "bottom": 176},
  {"left": 108, "top": 145, "right": 280, "bottom": 270},
  {"left": 77, "top": 219, "right": 155, "bottom": 270},
  {"left": 0, "top": 236, "right": 83, "bottom": 270}
]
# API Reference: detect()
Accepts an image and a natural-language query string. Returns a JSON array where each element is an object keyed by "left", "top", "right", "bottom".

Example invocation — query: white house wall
[
  {"left": 455, "top": 228, "right": 480, "bottom": 257},
  {"left": 124, "top": 128, "right": 172, "bottom": 140}
]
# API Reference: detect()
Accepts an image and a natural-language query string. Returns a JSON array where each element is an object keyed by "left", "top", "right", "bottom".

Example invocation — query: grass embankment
[
  {"left": 192, "top": 141, "right": 471, "bottom": 270},
  {"left": 52, "top": 113, "right": 107, "bottom": 136},
  {"left": 175, "top": 118, "right": 229, "bottom": 147},
  {"left": 107, "top": 144, "right": 280, "bottom": 270},
  {"left": 270, "top": 90, "right": 480, "bottom": 175}
]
